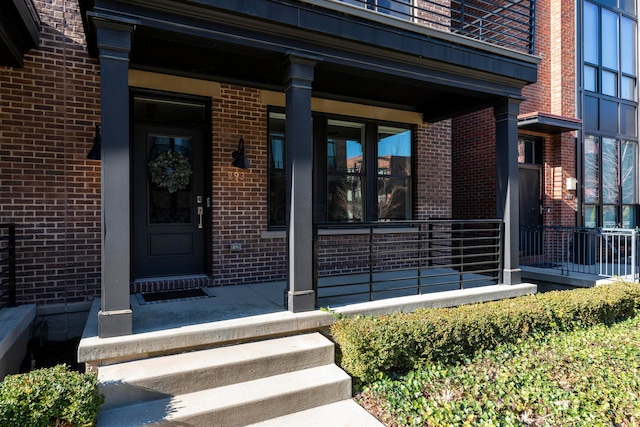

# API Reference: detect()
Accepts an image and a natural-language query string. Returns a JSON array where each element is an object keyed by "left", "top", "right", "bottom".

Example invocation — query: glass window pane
[
  {"left": 584, "top": 95, "right": 599, "bottom": 130},
  {"left": 583, "top": 2, "right": 599, "bottom": 65},
  {"left": 378, "top": 126, "right": 411, "bottom": 176},
  {"left": 602, "top": 137, "right": 619, "bottom": 204},
  {"left": 621, "top": 104, "right": 637, "bottom": 136},
  {"left": 600, "top": 99, "right": 618, "bottom": 133},
  {"left": 327, "top": 120, "right": 364, "bottom": 173},
  {"left": 584, "top": 135, "right": 600, "bottom": 204},
  {"left": 603, "top": 205, "right": 618, "bottom": 228},
  {"left": 621, "top": 17, "right": 636, "bottom": 76},
  {"left": 327, "top": 175, "right": 363, "bottom": 221},
  {"left": 621, "top": 76, "right": 636, "bottom": 101},
  {"left": 268, "top": 112, "right": 286, "bottom": 228},
  {"left": 148, "top": 136, "right": 193, "bottom": 224},
  {"left": 585, "top": 205, "right": 598, "bottom": 228},
  {"left": 602, "top": 70, "right": 618, "bottom": 96},
  {"left": 621, "top": 0, "right": 637, "bottom": 15},
  {"left": 378, "top": 177, "right": 410, "bottom": 220},
  {"left": 622, "top": 140, "right": 637, "bottom": 204},
  {"left": 584, "top": 65, "right": 598, "bottom": 91},
  {"left": 601, "top": 9, "right": 619, "bottom": 71},
  {"left": 623, "top": 206, "right": 635, "bottom": 228}
]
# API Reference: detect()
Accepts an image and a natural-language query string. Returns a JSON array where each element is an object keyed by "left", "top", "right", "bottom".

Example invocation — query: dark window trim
[{"left": 267, "top": 108, "right": 415, "bottom": 229}]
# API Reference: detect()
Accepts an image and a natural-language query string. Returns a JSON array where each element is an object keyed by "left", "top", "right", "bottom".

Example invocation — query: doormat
[{"left": 137, "top": 287, "right": 216, "bottom": 305}]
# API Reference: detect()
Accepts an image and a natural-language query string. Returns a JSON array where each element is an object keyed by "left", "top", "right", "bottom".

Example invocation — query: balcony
[{"left": 320, "top": 0, "right": 536, "bottom": 55}]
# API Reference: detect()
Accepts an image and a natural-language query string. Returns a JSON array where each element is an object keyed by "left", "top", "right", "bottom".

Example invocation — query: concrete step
[
  {"left": 98, "top": 333, "right": 335, "bottom": 410},
  {"left": 96, "top": 364, "right": 352, "bottom": 427},
  {"left": 246, "top": 400, "right": 385, "bottom": 426}
]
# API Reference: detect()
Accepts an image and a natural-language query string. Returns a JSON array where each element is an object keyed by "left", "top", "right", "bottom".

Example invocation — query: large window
[
  {"left": 582, "top": 0, "right": 638, "bottom": 228},
  {"left": 268, "top": 111, "right": 413, "bottom": 228},
  {"left": 584, "top": 135, "right": 637, "bottom": 228}
]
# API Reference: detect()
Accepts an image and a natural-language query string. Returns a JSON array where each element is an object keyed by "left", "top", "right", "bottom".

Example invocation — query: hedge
[
  {"left": 0, "top": 364, "right": 103, "bottom": 427},
  {"left": 330, "top": 281, "right": 640, "bottom": 383}
]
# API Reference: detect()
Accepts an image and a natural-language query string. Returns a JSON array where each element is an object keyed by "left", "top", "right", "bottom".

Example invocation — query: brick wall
[
  {"left": 451, "top": 108, "right": 496, "bottom": 219},
  {"left": 1, "top": 1, "right": 454, "bottom": 305},
  {"left": 0, "top": 0, "right": 101, "bottom": 306}
]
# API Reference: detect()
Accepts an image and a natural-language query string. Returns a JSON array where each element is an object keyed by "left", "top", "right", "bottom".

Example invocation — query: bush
[
  {"left": 0, "top": 364, "right": 104, "bottom": 427},
  {"left": 330, "top": 281, "right": 640, "bottom": 383}
]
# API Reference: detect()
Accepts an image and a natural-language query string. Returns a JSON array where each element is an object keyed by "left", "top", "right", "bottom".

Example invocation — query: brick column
[
  {"left": 284, "top": 54, "right": 318, "bottom": 312},
  {"left": 495, "top": 97, "right": 522, "bottom": 285},
  {"left": 95, "top": 19, "right": 133, "bottom": 337}
]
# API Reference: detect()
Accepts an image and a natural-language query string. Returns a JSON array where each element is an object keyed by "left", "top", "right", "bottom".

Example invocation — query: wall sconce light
[
  {"left": 231, "top": 137, "right": 250, "bottom": 169},
  {"left": 87, "top": 124, "right": 101, "bottom": 161}
]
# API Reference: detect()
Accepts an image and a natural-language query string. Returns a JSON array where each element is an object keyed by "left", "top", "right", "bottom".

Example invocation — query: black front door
[
  {"left": 519, "top": 167, "right": 541, "bottom": 226},
  {"left": 133, "top": 124, "right": 206, "bottom": 278}
]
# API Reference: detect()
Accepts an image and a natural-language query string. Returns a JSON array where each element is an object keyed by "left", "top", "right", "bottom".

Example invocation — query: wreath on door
[{"left": 148, "top": 149, "right": 193, "bottom": 193}]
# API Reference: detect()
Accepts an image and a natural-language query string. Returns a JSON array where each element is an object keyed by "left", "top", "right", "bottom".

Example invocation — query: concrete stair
[{"left": 95, "top": 333, "right": 383, "bottom": 426}]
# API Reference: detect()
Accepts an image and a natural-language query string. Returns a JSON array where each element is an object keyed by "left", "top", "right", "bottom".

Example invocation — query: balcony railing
[
  {"left": 520, "top": 225, "right": 640, "bottom": 281},
  {"left": 314, "top": 219, "right": 503, "bottom": 306},
  {"left": 0, "top": 224, "right": 16, "bottom": 309},
  {"left": 336, "top": 0, "right": 536, "bottom": 55}
]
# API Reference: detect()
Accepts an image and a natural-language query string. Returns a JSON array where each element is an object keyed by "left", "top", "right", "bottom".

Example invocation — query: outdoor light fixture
[
  {"left": 87, "top": 124, "right": 101, "bottom": 161},
  {"left": 231, "top": 137, "right": 250, "bottom": 169}
]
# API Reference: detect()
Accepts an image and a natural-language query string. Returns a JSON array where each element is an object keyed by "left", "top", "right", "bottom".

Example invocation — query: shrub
[
  {"left": 330, "top": 281, "right": 640, "bottom": 383},
  {"left": 0, "top": 364, "right": 104, "bottom": 427}
]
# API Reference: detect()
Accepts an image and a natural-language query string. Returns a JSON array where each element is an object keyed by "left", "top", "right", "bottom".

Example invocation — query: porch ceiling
[
  {"left": 0, "top": 0, "right": 40, "bottom": 67},
  {"left": 80, "top": 0, "right": 539, "bottom": 121}
]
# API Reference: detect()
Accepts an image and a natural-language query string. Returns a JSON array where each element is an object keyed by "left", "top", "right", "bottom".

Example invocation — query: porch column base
[
  {"left": 98, "top": 309, "right": 132, "bottom": 338},
  {"left": 502, "top": 268, "right": 522, "bottom": 285},
  {"left": 287, "top": 290, "right": 315, "bottom": 313}
]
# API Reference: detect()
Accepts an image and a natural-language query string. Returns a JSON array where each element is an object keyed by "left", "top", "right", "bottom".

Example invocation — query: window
[
  {"left": 584, "top": 134, "right": 638, "bottom": 227},
  {"left": 341, "top": 0, "right": 412, "bottom": 19},
  {"left": 583, "top": 1, "right": 636, "bottom": 100},
  {"left": 267, "top": 111, "right": 413, "bottom": 228}
]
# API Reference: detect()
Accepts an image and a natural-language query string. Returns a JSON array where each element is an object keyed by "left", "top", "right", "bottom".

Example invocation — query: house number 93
[{"left": 228, "top": 170, "right": 245, "bottom": 181}]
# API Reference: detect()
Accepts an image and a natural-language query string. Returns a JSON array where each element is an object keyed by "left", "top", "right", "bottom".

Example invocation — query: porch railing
[
  {"left": 336, "top": 0, "right": 536, "bottom": 54},
  {"left": 520, "top": 225, "right": 640, "bottom": 281},
  {"left": 313, "top": 219, "right": 504, "bottom": 305},
  {"left": 0, "top": 224, "right": 16, "bottom": 309}
]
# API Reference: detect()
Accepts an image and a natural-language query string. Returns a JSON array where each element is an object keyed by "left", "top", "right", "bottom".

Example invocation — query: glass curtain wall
[{"left": 582, "top": 0, "right": 638, "bottom": 228}]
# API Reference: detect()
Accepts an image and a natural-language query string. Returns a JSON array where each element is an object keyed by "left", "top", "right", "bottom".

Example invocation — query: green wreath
[{"left": 148, "top": 149, "right": 193, "bottom": 193}]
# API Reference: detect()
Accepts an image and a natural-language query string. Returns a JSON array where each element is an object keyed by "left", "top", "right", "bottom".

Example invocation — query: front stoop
[{"left": 95, "top": 333, "right": 383, "bottom": 426}]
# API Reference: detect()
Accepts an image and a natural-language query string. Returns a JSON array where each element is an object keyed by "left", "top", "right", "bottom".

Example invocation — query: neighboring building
[{"left": 6, "top": 0, "right": 629, "bottom": 342}]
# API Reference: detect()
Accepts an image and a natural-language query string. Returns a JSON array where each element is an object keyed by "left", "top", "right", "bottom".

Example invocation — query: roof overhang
[
  {"left": 518, "top": 112, "right": 582, "bottom": 134},
  {"left": 79, "top": 0, "right": 540, "bottom": 122},
  {"left": 0, "top": 0, "right": 41, "bottom": 67}
]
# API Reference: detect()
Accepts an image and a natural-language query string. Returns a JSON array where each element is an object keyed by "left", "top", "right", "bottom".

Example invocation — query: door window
[{"left": 147, "top": 136, "right": 193, "bottom": 224}]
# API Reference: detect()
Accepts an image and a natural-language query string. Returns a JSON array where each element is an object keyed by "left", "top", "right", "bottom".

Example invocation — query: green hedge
[
  {"left": 330, "top": 281, "right": 640, "bottom": 383},
  {"left": 0, "top": 364, "right": 104, "bottom": 427}
]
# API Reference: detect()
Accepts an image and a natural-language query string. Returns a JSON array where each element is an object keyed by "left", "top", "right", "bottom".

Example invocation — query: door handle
[{"left": 197, "top": 207, "right": 204, "bottom": 229}]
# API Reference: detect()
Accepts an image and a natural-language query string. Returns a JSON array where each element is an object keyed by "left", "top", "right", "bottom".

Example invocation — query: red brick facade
[
  {"left": 0, "top": 0, "right": 101, "bottom": 306},
  {"left": 1, "top": 1, "right": 453, "bottom": 306},
  {"left": 452, "top": 0, "right": 578, "bottom": 226}
]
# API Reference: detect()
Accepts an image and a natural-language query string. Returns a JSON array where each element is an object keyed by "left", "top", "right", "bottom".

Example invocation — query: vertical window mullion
[{"left": 365, "top": 123, "right": 377, "bottom": 222}]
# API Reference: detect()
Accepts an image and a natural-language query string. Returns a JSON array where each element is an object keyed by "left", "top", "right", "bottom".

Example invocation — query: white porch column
[
  {"left": 95, "top": 19, "right": 134, "bottom": 337},
  {"left": 284, "top": 53, "right": 318, "bottom": 312},
  {"left": 495, "top": 97, "right": 522, "bottom": 285}
]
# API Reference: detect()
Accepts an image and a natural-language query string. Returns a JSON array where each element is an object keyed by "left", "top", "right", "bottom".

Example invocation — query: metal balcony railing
[
  {"left": 313, "top": 219, "right": 504, "bottom": 305},
  {"left": 520, "top": 225, "right": 640, "bottom": 281},
  {"left": 337, "top": 0, "right": 536, "bottom": 55},
  {"left": 0, "top": 224, "right": 16, "bottom": 309}
]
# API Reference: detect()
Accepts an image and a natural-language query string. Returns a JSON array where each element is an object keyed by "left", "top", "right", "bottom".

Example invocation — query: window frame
[{"left": 267, "top": 109, "right": 415, "bottom": 229}]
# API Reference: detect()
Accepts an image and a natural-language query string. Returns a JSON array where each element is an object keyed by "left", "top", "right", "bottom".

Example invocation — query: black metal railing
[
  {"left": 520, "top": 225, "right": 640, "bottom": 280},
  {"left": 0, "top": 224, "right": 16, "bottom": 309},
  {"left": 313, "top": 219, "right": 504, "bottom": 305},
  {"left": 337, "top": 0, "right": 536, "bottom": 55}
]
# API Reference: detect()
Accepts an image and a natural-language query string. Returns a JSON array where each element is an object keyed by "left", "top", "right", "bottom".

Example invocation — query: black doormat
[{"left": 138, "top": 287, "right": 215, "bottom": 304}]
